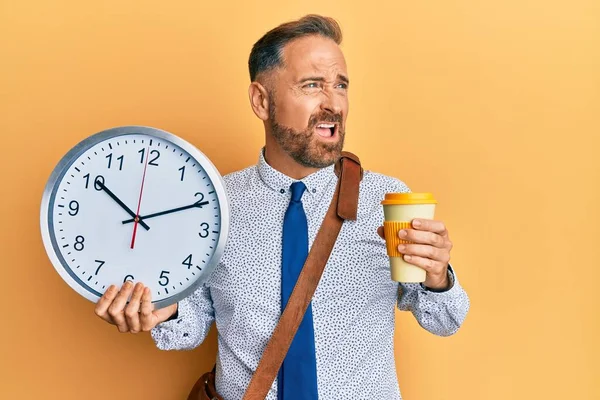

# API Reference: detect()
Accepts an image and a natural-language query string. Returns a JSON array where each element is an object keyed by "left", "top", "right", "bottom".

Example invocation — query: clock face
[{"left": 40, "top": 126, "right": 229, "bottom": 308}]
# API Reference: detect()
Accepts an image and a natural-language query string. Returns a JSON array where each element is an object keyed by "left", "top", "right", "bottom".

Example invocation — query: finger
[
  {"left": 140, "top": 287, "right": 156, "bottom": 331},
  {"left": 108, "top": 281, "right": 135, "bottom": 333},
  {"left": 95, "top": 285, "right": 119, "bottom": 324},
  {"left": 402, "top": 254, "right": 445, "bottom": 273},
  {"left": 124, "top": 283, "right": 144, "bottom": 333},
  {"left": 377, "top": 226, "right": 385, "bottom": 239},
  {"left": 411, "top": 219, "right": 448, "bottom": 236},
  {"left": 398, "top": 228, "right": 446, "bottom": 248},
  {"left": 397, "top": 243, "right": 450, "bottom": 264}
]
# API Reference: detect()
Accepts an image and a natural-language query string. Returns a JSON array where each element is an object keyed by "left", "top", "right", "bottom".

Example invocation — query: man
[{"left": 95, "top": 14, "right": 470, "bottom": 399}]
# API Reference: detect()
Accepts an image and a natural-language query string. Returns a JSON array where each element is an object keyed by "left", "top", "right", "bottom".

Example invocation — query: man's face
[{"left": 267, "top": 35, "right": 349, "bottom": 168}]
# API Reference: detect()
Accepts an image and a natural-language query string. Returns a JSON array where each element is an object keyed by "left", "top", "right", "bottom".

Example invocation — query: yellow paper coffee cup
[{"left": 381, "top": 193, "right": 437, "bottom": 282}]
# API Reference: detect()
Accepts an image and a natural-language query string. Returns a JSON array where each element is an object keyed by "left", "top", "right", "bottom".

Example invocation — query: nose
[{"left": 320, "top": 89, "right": 343, "bottom": 115}]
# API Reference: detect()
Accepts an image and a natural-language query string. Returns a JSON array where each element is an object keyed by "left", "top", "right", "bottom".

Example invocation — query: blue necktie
[{"left": 278, "top": 181, "right": 319, "bottom": 400}]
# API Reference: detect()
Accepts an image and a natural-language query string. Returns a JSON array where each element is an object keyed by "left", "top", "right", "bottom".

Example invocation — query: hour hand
[
  {"left": 95, "top": 179, "right": 151, "bottom": 231},
  {"left": 121, "top": 200, "right": 209, "bottom": 224}
]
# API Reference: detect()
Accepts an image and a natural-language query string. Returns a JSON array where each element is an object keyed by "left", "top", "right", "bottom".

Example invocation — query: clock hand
[
  {"left": 121, "top": 201, "right": 210, "bottom": 224},
  {"left": 130, "top": 146, "right": 150, "bottom": 249},
  {"left": 96, "top": 180, "right": 150, "bottom": 231}
]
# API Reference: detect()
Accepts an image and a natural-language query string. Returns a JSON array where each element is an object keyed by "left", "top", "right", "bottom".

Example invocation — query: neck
[{"left": 263, "top": 137, "right": 320, "bottom": 180}]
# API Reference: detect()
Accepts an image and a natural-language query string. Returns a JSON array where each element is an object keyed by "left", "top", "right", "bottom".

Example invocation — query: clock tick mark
[
  {"left": 101, "top": 147, "right": 104, "bottom": 152},
  {"left": 149, "top": 139, "right": 153, "bottom": 146},
  {"left": 61, "top": 197, "right": 65, "bottom": 200},
  {"left": 94, "top": 151, "right": 97, "bottom": 155},
  {"left": 165, "top": 144, "right": 168, "bottom": 149},
  {"left": 62, "top": 244, "right": 69, "bottom": 248},
  {"left": 75, "top": 167, "right": 80, "bottom": 172},
  {"left": 186, "top": 277, "right": 190, "bottom": 281},
  {"left": 58, "top": 213, "right": 63, "bottom": 216},
  {"left": 87, "top": 156, "right": 91, "bottom": 160},
  {"left": 67, "top": 252, "right": 71, "bottom": 255},
  {"left": 70, "top": 174, "right": 74, "bottom": 178},
  {"left": 165, "top": 288, "right": 169, "bottom": 294},
  {"left": 157, "top": 142, "right": 161, "bottom": 147},
  {"left": 109, "top": 143, "right": 112, "bottom": 150},
  {"left": 196, "top": 266, "right": 202, "bottom": 270},
  {"left": 87, "top": 276, "right": 92, "bottom": 281},
  {"left": 185, "top": 156, "right": 190, "bottom": 162},
  {"left": 58, "top": 204, "right": 65, "bottom": 208}
]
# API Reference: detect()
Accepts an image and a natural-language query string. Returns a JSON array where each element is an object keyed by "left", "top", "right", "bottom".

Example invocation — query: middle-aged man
[{"left": 95, "top": 14, "right": 470, "bottom": 399}]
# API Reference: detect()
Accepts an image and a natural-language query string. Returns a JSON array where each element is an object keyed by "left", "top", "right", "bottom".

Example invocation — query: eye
[
  {"left": 336, "top": 83, "right": 348, "bottom": 90},
  {"left": 303, "top": 82, "right": 319, "bottom": 89}
]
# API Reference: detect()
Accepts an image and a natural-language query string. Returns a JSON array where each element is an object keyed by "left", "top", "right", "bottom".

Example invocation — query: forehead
[{"left": 280, "top": 35, "right": 347, "bottom": 80}]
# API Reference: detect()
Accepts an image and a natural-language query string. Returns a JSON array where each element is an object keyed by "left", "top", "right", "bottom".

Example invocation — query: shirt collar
[{"left": 256, "top": 147, "right": 336, "bottom": 197}]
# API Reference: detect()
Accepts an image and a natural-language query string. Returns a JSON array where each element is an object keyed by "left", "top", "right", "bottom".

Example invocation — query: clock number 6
[{"left": 199, "top": 223, "right": 209, "bottom": 238}]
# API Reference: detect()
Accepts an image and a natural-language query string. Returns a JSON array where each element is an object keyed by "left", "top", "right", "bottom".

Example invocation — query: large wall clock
[{"left": 40, "top": 126, "right": 229, "bottom": 309}]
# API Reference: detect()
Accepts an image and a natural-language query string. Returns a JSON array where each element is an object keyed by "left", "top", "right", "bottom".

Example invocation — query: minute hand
[{"left": 121, "top": 201, "right": 210, "bottom": 224}]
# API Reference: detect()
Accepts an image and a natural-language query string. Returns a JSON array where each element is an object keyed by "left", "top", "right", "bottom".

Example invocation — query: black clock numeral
[
  {"left": 179, "top": 166, "right": 185, "bottom": 181},
  {"left": 83, "top": 174, "right": 105, "bottom": 190},
  {"left": 182, "top": 254, "right": 193, "bottom": 269},
  {"left": 123, "top": 274, "right": 135, "bottom": 283},
  {"left": 68, "top": 200, "right": 79, "bottom": 216},
  {"left": 106, "top": 153, "right": 124, "bottom": 170},
  {"left": 194, "top": 192, "right": 205, "bottom": 204},
  {"left": 74, "top": 235, "right": 85, "bottom": 251},
  {"left": 159, "top": 270, "right": 170, "bottom": 287},
  {"left": 149, "top": 150, "right": 160, "bottom": 166},
  {"left": 138, "top": 148, "right": 145, "bottom": 163},
  {"left": 199, "top": 222, "right": 209, "bottom": 238},
  {"left": 94, "top": 260, "right": 105, "bottom": 275}
]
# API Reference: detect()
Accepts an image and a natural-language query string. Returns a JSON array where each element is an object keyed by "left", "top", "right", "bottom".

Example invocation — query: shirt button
[
  {"left": 280, "top": 189, "right": 285, "bottom": 194},
  {"left": 312, "top": 188, "right": 317, "bottom": 193}
]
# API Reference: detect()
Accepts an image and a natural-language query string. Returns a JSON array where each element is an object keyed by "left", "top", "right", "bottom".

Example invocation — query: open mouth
[{"left": 315, "top": 122, "right": 338, "bottom": 139}]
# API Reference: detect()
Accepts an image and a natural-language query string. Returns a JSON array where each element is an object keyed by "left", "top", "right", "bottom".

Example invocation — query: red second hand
[{"left": 131, "top": 147, "right": 150, "bottom": 249}]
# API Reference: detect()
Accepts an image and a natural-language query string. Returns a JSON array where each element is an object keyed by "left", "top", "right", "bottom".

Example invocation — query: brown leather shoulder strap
[{"left": 242, "top": 152, "right": 363, "bottom": 400}]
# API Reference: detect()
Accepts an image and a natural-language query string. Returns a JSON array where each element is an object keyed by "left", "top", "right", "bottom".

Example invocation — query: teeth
[{"left": 317, "top": 124, "right": 335, "bottom": 128}]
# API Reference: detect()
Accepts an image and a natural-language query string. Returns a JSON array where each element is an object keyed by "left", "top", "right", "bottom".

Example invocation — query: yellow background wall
[{"left": 1, "top": 1, "right": 598, "bottom": 399}]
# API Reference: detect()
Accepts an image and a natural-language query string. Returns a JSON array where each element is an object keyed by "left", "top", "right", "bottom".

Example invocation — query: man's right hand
[{"left": 94, "top": 281, "right": 178, "bottom": 333}]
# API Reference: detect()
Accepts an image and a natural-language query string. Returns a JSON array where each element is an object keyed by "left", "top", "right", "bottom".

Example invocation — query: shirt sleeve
[
  {"left": 397, "top": 265, "right": 470, "bottom": 336},
  {"left": 150, "top": 283, "right": 215, "bottom": 350}
]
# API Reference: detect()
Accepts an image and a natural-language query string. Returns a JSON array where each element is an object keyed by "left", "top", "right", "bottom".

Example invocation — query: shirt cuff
[{"left": 420, "top": 264, "right": 456, "bottom": 293}]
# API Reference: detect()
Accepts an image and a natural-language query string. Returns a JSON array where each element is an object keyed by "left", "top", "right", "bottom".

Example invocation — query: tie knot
[{"left": 290, "top": 181, "right": 306, "bottom": 202}]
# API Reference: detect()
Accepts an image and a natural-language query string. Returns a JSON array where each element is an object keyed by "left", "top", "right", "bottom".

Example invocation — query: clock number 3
[{"left": 199, "top": 223, "right": 209, "bottom": 238}]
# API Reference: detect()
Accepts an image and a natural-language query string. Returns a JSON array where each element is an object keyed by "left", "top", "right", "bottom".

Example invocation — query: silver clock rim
[{"left": 40, "top": 125, "right": 230, "bottom": 310}]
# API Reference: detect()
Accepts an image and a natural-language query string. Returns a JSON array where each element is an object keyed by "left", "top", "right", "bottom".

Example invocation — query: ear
[{"left": 248, "top": 81, "right": 270, "bottom": 121}]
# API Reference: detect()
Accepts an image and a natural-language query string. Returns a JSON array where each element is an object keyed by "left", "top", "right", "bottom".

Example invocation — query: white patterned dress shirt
[{"left": 151, "top": 148, "right": 470, "bottom": 399}]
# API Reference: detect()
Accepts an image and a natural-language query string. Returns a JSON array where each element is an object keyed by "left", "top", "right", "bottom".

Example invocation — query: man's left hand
[{"left": 377, "top": 219, "right": 453, "bottom": 290}]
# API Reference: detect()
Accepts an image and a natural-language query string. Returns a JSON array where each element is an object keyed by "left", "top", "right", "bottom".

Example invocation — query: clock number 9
[
  {"left": 199, "top": 223, "right": 210, "bottom": 238},
  {"left": 68, "top": 200, "right": 79, "bottom": 216}
]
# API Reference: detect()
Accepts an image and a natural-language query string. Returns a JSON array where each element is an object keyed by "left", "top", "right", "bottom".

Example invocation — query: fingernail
[
  {"left": 399, "top": 230, "right": 407, "bottom": 238},
  {"left": 413, "top": 220, "right": 421, "bottom": 227},
  {"left": 398, "top": 244, "right": 406, "bottom": 252},
  {"left": 404, "top": 254, "right": 412, "bottom": 261}
]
